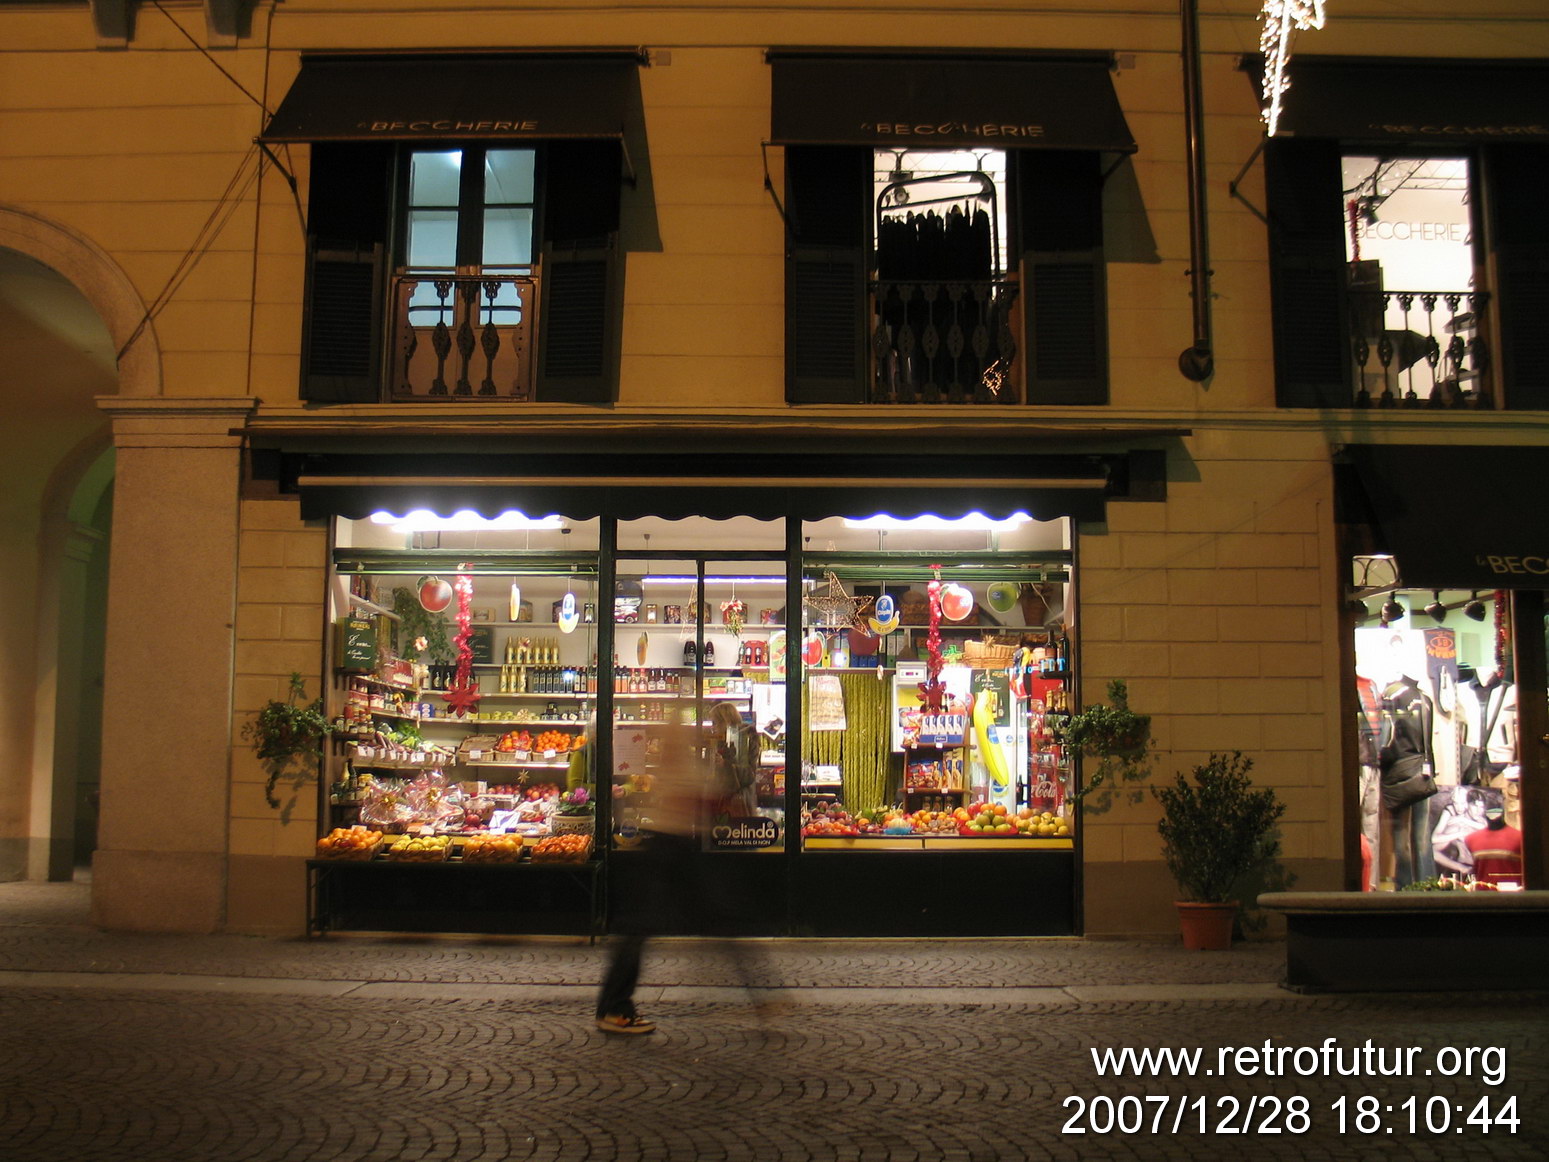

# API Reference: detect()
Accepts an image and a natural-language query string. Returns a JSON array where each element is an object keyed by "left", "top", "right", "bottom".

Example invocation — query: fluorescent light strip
[
  {"left": 843, "top": 512, "right": 1034, "bottom": 531},
  {"left": 368, "top": 509, "right": 566, "bottom": 532}
]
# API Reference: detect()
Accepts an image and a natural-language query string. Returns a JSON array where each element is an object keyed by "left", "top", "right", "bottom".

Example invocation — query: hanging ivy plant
[
  {"left": 1063, "top": 679, "right": 1153, "bottom": 808},
  {"left": 242, "top": 673, "right": 333, "bottom": 809},
  {"left": 391, "top": 586, "right": 454, "bottom": 663}
]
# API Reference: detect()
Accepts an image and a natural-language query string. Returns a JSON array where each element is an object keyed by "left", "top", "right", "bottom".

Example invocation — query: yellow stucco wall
[{"left": 3, "top": 1, "right": 1546, "bottom": 933}]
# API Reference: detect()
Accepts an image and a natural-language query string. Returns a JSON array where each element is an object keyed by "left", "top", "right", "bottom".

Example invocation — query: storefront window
[
  {"left": 798, "top": 513, "right": 1075, "bottom": 851},
  {"left": 326, "top": 512, "right": 601, "bottom": 861},
  {"left": 1352, "top": 581, "right": 1525, "bottom": 890}
]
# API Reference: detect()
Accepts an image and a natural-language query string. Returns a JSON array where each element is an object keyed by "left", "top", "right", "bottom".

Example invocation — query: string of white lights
[{"left": 1260, "top": 0, "right": 1328, "bottom": 137}]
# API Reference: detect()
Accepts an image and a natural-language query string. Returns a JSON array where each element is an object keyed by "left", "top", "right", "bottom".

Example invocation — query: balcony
[
  {"left": 389, "top": 273, "right": 535, "bottom": 401},
  {"left": 869, "top": 278, "right": 1020, "bottom": 404},
  {"left": 1350, "top": 288, "right": 1492, "bottom": 409}
]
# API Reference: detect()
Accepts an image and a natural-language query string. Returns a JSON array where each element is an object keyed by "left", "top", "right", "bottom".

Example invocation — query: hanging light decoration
[{"left": 1259, "top": 1, "right": 1328, "bottom": 137}]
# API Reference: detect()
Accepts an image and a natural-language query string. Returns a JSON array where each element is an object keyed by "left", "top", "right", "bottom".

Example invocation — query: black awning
[
  {"left": 768, "top": 53, "right": 1136, "bottom": 151},
  {"left": 1241, "top": 56, "right": 1549, "bottom": 144},
  {"left": 1339, "top": 444, "right": 1549, "bottom": 588},
  {"left": 286, "top": 451, "right": 1119, "bottom": 523},
  {"left": 260, "top": 54, "right": 639, "bottom": 143}
]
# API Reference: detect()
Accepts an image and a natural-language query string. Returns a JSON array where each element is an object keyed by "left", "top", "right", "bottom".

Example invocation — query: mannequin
[
  {"left": 1459, "top": 663, "right": 1517, "bottom": 784},
  {"left": 1379, "top": 668, "right": 1438, "bottom": 888},
  {"left": 1462, "top": 806, "right": 1523, "bottom": 886}
]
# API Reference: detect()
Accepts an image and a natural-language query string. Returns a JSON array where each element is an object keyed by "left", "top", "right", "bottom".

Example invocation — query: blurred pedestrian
[{"left": 595, "top": 714, "right": 766, "bottom": 1035}]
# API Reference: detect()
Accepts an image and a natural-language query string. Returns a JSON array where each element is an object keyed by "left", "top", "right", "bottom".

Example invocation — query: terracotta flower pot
[{"left": 1175, "top": 900, "right": 1237, "bottom": 950}]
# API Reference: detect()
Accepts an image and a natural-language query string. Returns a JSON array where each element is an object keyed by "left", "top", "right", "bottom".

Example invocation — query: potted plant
[
  {"left": 1062, "top": 679, "right": 1152, "bottom": 807},
  {"left": 1154, "top": 751, "right": 1286, "bottom": 949},
  {"left": 551, "top": 785, "right": 595, "bottom": 835},
  {"left": 242, "top": 673, "right": 333, "bottom": 809}
]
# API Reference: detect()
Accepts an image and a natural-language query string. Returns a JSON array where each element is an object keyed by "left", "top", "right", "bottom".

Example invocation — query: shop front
[
  {"left": 1339, "top": 444, "right": 1548, "bottom": 895},
  {"left": 279, "top": 445, "right": 1160, "bottom": 937}
]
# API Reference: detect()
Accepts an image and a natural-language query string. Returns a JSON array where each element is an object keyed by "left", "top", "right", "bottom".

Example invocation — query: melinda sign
[{"left": 710, "top": 816, "right": 780, "bottom": 850}]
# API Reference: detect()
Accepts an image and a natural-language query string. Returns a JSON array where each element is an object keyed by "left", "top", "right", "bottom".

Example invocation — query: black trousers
[{"left": 595, "top": 833, "right": 763, "bottom": 1019}]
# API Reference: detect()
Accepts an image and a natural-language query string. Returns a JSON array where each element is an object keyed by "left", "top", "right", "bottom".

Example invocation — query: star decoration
[
  {"left": 443, "top": 677, "right": 482, "bottom": 718},
  {"left": 804, "top": 571, "right": 873, "bottom": 630}
]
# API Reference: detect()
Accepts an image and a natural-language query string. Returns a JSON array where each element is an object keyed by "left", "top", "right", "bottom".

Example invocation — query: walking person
[{"left": 595, "top": 713, "right": 767, "bottom": 1035}]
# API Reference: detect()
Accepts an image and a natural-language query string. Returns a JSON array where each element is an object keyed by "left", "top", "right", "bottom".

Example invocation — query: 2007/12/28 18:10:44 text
[{"left": 1060, "top": 1093, "right": 1520, "bottom": 1136}]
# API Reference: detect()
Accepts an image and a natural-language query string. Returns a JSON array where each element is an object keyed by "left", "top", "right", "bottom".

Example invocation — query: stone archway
[{"left": 0, "top": 207, "right": 149, "bottom": 882}]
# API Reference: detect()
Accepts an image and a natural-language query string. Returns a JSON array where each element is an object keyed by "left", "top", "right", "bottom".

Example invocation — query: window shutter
[
  {"left": 1485, "top": 144, "right": 1549, "bottom": 410},
  {"left": 785, "top": 145, "right": 869, "bottom": 404},
  {"left": 537, "top": 140, "right": 622, "bottom": 403},
  {"left": 1265, "top": 137, "right": 1351, "bottom": 408},
  {"left": 301, "top": 143, "right": 392, "bottom": 403},
  {"left": 1017, "top": 150, "right": 1108, "bottom": 405}
]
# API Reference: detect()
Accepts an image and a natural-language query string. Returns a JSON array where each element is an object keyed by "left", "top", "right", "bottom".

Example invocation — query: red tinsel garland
[
  {"left": 918, "top": 566, "right": 946, "bottom": 712},
  {"left": 443, "top": 566, "right": 482, "bottom": 717}
]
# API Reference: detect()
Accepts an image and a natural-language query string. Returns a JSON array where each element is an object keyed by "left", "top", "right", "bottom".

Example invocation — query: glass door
[{"left": 608, "top": 556, "right": 787, "bottom": 854}]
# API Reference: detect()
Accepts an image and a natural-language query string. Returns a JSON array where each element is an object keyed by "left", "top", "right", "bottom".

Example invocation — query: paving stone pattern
[{"left": 1, "top": 883, "right": 1545, "bottom": 1161}]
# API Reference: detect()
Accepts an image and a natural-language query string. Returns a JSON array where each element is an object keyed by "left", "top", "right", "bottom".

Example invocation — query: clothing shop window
[
  {"left": 1352, "top": 589, "right": 1525, "bottom": 892},
  {"left": 300, "top": 137, "right": 623, "bottom": 406}
]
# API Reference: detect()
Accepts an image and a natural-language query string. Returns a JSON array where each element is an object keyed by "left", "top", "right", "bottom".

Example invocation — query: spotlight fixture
[
  {"left": 1379, "top": 595, "right": 1405, "bottom": 626},
  {"left": 1347, "top": 597, "right": 1371, "bottom": 620},
  {"left": 1464, "top": 591, "right": 1487, "bottom": 622},
  {"left": 1424, "top": 591, "right": 1447, "bottom": 623}
]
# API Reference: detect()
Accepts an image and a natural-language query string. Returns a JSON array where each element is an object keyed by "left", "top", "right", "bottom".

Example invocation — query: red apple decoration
[
  {"left": 941, "top": 583, "right": 974, "bottom": 622},
  {"left": 418, "top": 575, "right": 453, "bottom": 613}
]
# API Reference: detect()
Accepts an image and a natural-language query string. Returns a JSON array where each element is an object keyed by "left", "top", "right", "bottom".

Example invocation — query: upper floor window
[
  {"left": 770, "top": 52, "right": 1136, "bottom": 408},
  {"left": 1342, "top": 154, "right": 1484, "bottom": 406},
  {"left": 1254, "top": 55, "right": 1549, "bottom": 411},
  {"left": 263, "top": 54, "right": 640, "bottom": 407}
]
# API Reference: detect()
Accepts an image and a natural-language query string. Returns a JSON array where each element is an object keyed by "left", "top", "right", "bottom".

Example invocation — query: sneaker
[{"left": 596, "top": 1013, "right": 656, "bottom": 1035}]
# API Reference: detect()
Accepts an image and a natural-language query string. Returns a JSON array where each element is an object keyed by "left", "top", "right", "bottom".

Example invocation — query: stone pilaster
[{"left": 91, "top": 397, "right": 255, "bottom": 932}]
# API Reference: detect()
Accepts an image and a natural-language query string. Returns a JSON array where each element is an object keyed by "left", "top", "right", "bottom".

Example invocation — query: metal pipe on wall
[{"left": 1179, "top": 0, "right": 1214, "bottom": 382}]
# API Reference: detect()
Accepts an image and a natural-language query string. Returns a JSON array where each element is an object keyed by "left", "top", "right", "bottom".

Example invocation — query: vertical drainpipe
[{"left": 1179, "top": 0, "right": 1214, "bottom": 382}]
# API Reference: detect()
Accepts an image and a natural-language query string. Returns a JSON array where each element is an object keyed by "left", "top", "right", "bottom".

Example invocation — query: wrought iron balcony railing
[
  {"left": 1351, "top": 289, "right": 1492, "bottom": 408},
  {"left": 870, "top": 278, "right": 1020, "bottom": 404},
  {"left": 389, "top": 273, "right": 536, "bottom": 400}
]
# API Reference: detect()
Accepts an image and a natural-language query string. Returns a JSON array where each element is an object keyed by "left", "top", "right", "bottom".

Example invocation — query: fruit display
[
  {"left": 493, "top": 729, "right": 582, "bottom": 754},
  {"left": 531, "top": 834, "right": 593, "bottom": 863},
  {"left": 495, "top": 730, "right": 533, "bottom": 752},
  {"left": 955, "top": 801, "right": 1070, "bottom": 838},
  {"left": 460, "top": 834, "right": 526, "bottom": 863},
  {"left": 383, "top": 835, "right": 452, "bottom": 861},
  {"left": 804, "top": 800, "right": 1072, "bottom": 840},
  {"left": 799, "top": 800, "right": 859, "bottom": 836},
  {"left": 315, "top": 826, "right": 383, "bottom": 859}
]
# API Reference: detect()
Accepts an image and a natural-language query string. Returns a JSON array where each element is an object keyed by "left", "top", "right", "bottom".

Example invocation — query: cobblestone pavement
[{"left": 1, "top": 882, "right": 1545, "bottom": 1161}]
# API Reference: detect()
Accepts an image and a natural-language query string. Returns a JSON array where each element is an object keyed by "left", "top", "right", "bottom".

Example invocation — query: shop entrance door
[{"left": 604, "top": 552, "right": 791, "bottom": 936}]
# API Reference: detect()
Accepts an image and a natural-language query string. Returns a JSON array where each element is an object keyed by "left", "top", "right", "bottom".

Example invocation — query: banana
[{"left": 973, "top": 689, "right": 1011, "bottom": 794}]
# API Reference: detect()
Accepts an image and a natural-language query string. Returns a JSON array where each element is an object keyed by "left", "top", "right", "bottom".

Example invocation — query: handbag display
[{"left": 1380, "top": 754, "right": 1438, "bottom": 810}]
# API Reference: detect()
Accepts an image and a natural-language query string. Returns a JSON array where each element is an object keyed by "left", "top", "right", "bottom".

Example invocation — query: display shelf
[
  {"left": 463, "top": 759, "right": 573, "bottom": 769},
  {"left": 344, "top": 674, "right": 418, "bottom": 690},
  {"left": 348, "top": 593, "right": 400, "bottom": 620}
]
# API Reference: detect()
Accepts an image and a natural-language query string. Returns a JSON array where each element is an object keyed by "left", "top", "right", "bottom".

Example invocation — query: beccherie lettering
[
  {"left": 864, "top": 122, "right": 1045, "bottom": 139},
  {"left": 364, "top": 119, "right": 540, "bottom": 133}
]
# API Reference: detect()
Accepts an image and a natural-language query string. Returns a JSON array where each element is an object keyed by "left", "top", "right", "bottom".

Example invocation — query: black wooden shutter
[
  {"left": 1264, "top": 137, "right": 1351, "bottom": 408},
  {"left": 1017, "top": 150, "right": 1109, "bottom": 405},
  {"left": 536, "top": 139, "right": 623, "bottom": 403},
  {"left": 785, "top": 145, "right": 870, "bottom": 404},
  {"left": 1485, "top": 144, "right": 1549, "bottom": 410},
  {"left": 301, "top": 142, "right": 392, "bottom": 403}
]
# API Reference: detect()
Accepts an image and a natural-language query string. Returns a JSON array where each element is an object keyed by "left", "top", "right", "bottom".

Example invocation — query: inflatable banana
[{"left": 973, "top": 689, "right": 1011, "bottom": 794}]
